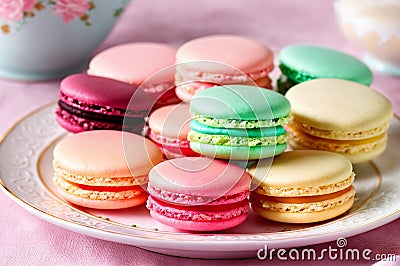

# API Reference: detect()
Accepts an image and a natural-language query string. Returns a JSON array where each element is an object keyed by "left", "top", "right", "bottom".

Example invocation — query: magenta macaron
[
  {"left": 146, "top": 157, "right": 251, "bottom": 231},
  {"left": 55, "top": 73, "right": 151, "bottom": 133},
  {"left": 88, "top": 42, "right": 180, "bottom": 109}
]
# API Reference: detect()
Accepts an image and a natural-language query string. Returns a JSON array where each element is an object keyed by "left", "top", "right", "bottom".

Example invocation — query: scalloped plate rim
[{"left": 0, "top": 102, "right": 399, "bottom": 259}]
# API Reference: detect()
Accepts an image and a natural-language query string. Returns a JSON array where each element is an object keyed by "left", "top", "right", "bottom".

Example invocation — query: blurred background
[{"left": 103, "top": 0, "right": 346, "bottom": 51}]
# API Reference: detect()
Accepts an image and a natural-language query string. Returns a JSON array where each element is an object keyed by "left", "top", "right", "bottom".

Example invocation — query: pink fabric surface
[{"left": 0, "top": 0, "right": 399, "bottom": 265}]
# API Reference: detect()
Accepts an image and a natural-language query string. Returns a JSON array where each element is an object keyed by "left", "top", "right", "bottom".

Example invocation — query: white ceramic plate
[{"left": 0, "top": 103, "right": 399, "bottom": 259}]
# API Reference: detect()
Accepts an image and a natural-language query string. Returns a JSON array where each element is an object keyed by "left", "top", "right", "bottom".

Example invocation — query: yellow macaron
[
  {"left": 248, "top": 150, "right": 356, "bottom": 223},
  {"left": 285, "top": 78, "right": 393, "bottom": 163}
]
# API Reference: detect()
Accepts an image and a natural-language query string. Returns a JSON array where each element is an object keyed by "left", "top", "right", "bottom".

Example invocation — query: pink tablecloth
[{"left": 0, "top": 0, "right": 399, "bottom": 265}]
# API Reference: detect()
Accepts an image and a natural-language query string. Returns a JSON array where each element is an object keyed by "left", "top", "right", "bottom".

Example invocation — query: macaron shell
[
  {"left": 189, "top": 142, "right": 287, "bottom": 160},
  {"left": 175, "top": 68, "right": 273, "bottom": 89},
  {"left": 148, "top": 185, "right": 248, "bottom": 206},
  {"left": 55, "top": 184, "right": 148, "bottom": 209},
  {"left": 288, "top": 137, "right": 387, "bottom": 164},
  {"left": 147, "top": 196, "right": 248, "bottom": 231},
  {"left": 53, "top": 130, "right": 163, "bottom": 177},
  {"left": 148, "top": 103, "right": 191, "bottom": 139},
  {"left": 176, "top": 35, "right": 274, "bottom": 75},
  {"left": 161, "top": 146, "right": 200, "bottom": 158},
  {"left": 190, "top": 85, "right": 291, "bottom": 120},
  {"left": 289, "top": 117, "right": 390, "bottom": 141},
  {"left": 53, "top": 162, "right": 148, "bottom": 187},
  {"left": 148, "top": 130, "right": 199, "bottom": 158},
  {"left": 88, "top": 43, "right": 176, "bottom": 86},
  {"left": 53, "top": 174, "right": 148, "bottom": 209},
  {"left": 190, "top": 120, "right": 286, "bottom": 137},
  {"left": 150, "top": 86, "right": 182, "bottom": 110},
  {"left": 55, "top": 110, "right": 120, "bottom": 133},
  {"left": 175, "top": 84, "right": 198, "bottom": 101},
  {"left": 286, "top": 122, "right": 388, "bottom": 154},
  {"left": 55, "top": 107, "right": 145, "bottom": 133},
  {"left": 59, "top": 73, "right": 151, "bottom": 111},
  {"left": 285, "top": 78, "right": 393, "bottom": 134},
  {"left": 251, "top": 196, "right": 354, "bottom": 223},
  {"left": 149, "top": 210, "right": 248, "bottom": 231},
  {"left": 279, "top": 44, "right": 373, "bottom": 85},
  {"left": 247, "top": 150, "right": 353, "bottom": 189},
  {"left": 149, "top": 157, "right": 251, "bottom": 198}
]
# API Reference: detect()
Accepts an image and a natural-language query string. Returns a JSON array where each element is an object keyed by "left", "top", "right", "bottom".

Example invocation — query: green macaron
[
  {"left": 188, "top": 85, "right": 290, "bottom": 160},
  {"left": 278, "top": 44, "right": 373, "bottom": 94}
]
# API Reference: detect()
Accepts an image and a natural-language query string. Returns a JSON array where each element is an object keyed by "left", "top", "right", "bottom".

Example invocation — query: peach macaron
[{"left": 53, "top": 130, "right": 163, "bottom": 209}]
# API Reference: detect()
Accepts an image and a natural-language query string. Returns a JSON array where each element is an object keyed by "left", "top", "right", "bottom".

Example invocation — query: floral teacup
[{"left": 0, "top": 0, "right": 130, "bottom": 80}]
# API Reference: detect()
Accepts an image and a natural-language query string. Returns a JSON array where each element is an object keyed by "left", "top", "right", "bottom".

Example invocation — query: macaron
[
  {"left": 285, "top": 78, "right": 393, "bottom": 163},
  {"left": 55, "top": 73, "right": 151, "bottom": 134},
  {"left": 88, "top": 42, "right": 180, "bottom": 108},
  {"left": 175, "top": 35, "right": 274, "bottom": 101},
  {"left": 278, "top": 44, "right": 373, "bottom": 94},
  {"left": 248, "top": 150, "right": 356, "bottom": 223},
  {"left": 147, "top": 103, "right": 199, "bottom": 158},
  {"left": 53, "top": 130, "right": 163, "bottom": 209},
  {"left": 146, "top": 157, "right": 251, "bottom": 231},
  {"left": 188, "top": 85, "right": 290, "bottom": 160}
]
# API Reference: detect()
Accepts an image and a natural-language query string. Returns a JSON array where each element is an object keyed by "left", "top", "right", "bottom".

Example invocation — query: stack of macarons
[{"left": 51, "top": 34, "right": 394, "bottom": 231}]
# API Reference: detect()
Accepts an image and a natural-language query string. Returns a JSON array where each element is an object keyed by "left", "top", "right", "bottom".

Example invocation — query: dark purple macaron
[{"left": 55, "top": 73, "right": 151, "bottom": 133}]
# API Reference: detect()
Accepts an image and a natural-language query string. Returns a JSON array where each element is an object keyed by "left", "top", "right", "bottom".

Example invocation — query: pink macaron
[
  {"left": 146, "top": 157, "right": 251, "bottom": 231},
  {"left": 147, "top": 103, "right": 199, "bottom": 158},
  {"left": 88, "top": 42, "right": 180, "bottom": 109},
  {"left": 175, "top": 35, "right": 274, "bottom": 101},
  {"left": 55, "top": 73, "right": 151, "bottom": 133}
]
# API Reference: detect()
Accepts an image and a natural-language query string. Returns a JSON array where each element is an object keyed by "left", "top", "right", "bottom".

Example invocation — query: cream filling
[
  {"left": 194, "top": 115, "right": 289, "bottom": 129},
  {"left": 53, "top": 175, "right": 145, "bottom": 200},
  {"left": 291, "top": 118, "right": 391, "bottom": 140},
  {"left": 56, "top": 107, "right": 123, "bottom": 131},
  {"left": 141, "top": 82, "right": 175, "bottom": 94},
  {"left": 147, "top": 184, "right": 249, "bottom": 205},
  {"left": 175, "top": 64, "right": 273, "bottom": 84},
  {"left": 147, "top": 197, "right": 249, "bottom": 221},
  {"left": 287, "top": 123, "right": 388, "bottom": 154},
  {"left": 175, "top": 76, "right": 271, "bottom": 93},
  {"left": 53, "top": 160, "right": 148, "bottom": 186},
  {"left": 162, "top": 149, "right": 186, "bottom": 159},
  {"left": 147, "top": 128, "right": 190, "bottom": 148},
  {"left": 254, "top": 173, "right": 355, "bottom": 197},
  {"left": 188, "top": 130, "right": 288, "bottom": 146},
  {"left": 252, "top": 187, "right": 355, "bottom": 213}
]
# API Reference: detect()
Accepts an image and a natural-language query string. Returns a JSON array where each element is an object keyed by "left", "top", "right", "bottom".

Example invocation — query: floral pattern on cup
[{"left": 0, "top": 0, "right": 128, "bottom": 34}]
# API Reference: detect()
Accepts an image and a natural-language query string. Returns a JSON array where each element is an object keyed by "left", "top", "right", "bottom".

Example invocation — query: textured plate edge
[{"left": 0, "top": 102, "right": 398, "bottom": 258}]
